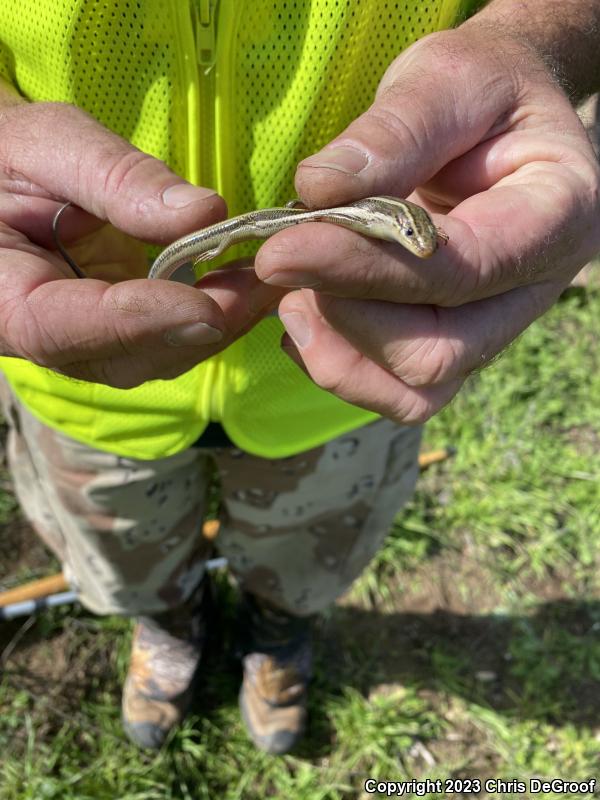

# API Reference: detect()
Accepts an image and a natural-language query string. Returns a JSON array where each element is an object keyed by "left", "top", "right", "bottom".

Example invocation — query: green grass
[{"left": 1, "top": 284, "right": 600, "bottom": 798}]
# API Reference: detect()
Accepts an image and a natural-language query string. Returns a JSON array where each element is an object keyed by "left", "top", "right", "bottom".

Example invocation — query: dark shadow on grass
[
  {"left": 1, "top": 598, "right": 599, "bottom": 760},
  {"left": 297, "top": 599, "right": 600, "bottom": 758}
]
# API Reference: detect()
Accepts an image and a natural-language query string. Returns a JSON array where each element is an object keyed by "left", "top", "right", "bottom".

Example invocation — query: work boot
[
  {"left": 237, "top": 592, "right": 313, "bottom": 755},
  {"left": 121, "top": 580, "right": 211, "bottom": 749}
]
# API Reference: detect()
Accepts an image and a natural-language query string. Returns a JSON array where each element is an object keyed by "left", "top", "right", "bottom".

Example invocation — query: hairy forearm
[{"left": 465, "top": 0, "right": 600, "bottom": 101}]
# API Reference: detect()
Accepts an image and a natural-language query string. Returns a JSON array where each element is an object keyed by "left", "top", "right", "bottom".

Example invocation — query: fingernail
[
  {"left": 162, "top": 183, "right": 217, "bottom": 209},
  {"left": 300, "top": 146, "right": 369, "bottom": 174},
  {"left": 165, "top": 322, "right": 223, "bottom": 346},
  {"left": 280, "top": 312, "right": 312, "bottom": 348},
  {"left": 263, "top": 272, "right": 321, "bottom": 288}
]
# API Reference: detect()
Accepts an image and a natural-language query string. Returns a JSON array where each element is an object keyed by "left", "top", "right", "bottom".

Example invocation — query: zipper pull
[{"left": 197, "top": 0, "right": 217, "bottom": 72}]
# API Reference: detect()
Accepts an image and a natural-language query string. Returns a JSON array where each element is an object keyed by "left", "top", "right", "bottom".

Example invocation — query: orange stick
[
  {"left": 418, "top": 446, "right": 456, "bottom": 468},
  {"left": 0, "top": 573, "right": 69, "bottom": 607}
]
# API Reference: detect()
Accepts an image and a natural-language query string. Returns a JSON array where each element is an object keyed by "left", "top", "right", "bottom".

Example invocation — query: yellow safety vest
[{"left": 0, "top": 0, "right": 469, "bottom": 459}]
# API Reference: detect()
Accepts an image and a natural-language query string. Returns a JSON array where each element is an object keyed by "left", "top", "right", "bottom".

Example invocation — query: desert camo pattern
[{"left": 0, "top": 375, "right": 422, "bottom": 617}]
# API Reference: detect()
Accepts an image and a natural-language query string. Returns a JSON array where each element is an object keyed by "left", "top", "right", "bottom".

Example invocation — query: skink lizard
[
  {"left": 148, "top": 196, "right": 445, "bottom": 281},
  {"left": 53, "top": 197, "right": 447, "bottom": 280}
]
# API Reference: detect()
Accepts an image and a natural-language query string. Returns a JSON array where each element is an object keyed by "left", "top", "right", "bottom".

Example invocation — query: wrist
[{"left": 463, "top": 0, "right": 600, "bottom": 101}]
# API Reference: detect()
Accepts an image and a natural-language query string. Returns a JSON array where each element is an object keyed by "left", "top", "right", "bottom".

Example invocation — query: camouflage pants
[{"left": 0, "top": 375, "right": 422, "bottom": 617}]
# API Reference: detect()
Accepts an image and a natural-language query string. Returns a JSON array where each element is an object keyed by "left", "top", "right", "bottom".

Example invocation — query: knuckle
[
  {"left": 309, "top": 365, "right": 344, "bottom": 395},
  {"left": 110, "top": 323, "right": 138, "bottom": 360},
  {"left": 87, "top": 358, "right": 136, "bottom": 389},
  {"left": 389, "top": 391, "right": 439, "bottom": 425},
  {"left": 384, "top": 31, "right": 471, "bottom": 94},
  {"left": 100, "top": 148, "right": 154, "bottom": 204},
  {"left": 0, "top": 292, "right": 47, "bottom": 363},
  {"left": 98, "top": 360, "right": 129, "bottom": 388},
  {"left": 389, "top": 337, "right": 460, "bottom": 387},
  {"left": 366, "top": 100, "right": 425, "bottom": 156},
  {"left": 447, "top": 257, "right": 489, "bottom": 305},
  {"left": 417, "top": 29, "right": 480, "bottom": 76},
  {"left": 384, "top": 27, "right": 521, "bottom": 121},
  {"left": 345, "top": 239, "right": 387, "bottom": 299},
  {"left": 0, "top": 291, "right": 24, "bottom": 345},
  {"left": 105, "top": 281, "right": 161, "bottom": 315},
  {"left": 307, "top": 353, "right": 359, "bottom": 396}
]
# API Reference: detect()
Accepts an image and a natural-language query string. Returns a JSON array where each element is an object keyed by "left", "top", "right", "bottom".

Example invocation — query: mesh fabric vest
[{"left": 0, "top": 0, "right": 468, "bottom": 459}]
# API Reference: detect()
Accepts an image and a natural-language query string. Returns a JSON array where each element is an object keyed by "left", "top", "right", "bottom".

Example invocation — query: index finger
[{"left": 258, "top": 133, "right": 600, "bottom": 305}]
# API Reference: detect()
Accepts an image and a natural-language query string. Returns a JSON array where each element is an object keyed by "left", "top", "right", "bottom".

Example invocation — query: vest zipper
[
  {"left": 194, "top": 0, "right": 219, "bottom": 193},
  {"left": 197, "top": 0, "right": 218, "bottom": 70},
  {"left": 190, "top": 0, "right": 223, "bottom": 423}
]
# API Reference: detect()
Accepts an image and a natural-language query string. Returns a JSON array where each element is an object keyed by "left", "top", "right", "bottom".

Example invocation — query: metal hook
[{"left": 52, "top": 202, "right": 86, "bottom": 278}]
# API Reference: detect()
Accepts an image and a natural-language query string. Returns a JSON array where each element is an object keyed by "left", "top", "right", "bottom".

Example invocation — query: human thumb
[{"left": 293, "top": 29, "right": 522, "bottom": 209}]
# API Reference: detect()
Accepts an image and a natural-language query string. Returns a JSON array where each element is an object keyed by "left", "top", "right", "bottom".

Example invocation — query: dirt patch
[
  {"left": 562, "top": 423, "right": 600, "bottom": 456},
  {"left": 1, "top": 619, "right": 123, "bottom": 752},
  {"left": 0, "top": 422, "right": 60, "bottom": 587},
  {"left": 0, "top": 514, "right": 58, "bottom": 589}
]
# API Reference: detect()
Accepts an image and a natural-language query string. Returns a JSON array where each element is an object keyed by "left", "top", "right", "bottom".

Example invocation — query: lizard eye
[{"left": 405, "top": 227, "right": 414, "bottom": 237}]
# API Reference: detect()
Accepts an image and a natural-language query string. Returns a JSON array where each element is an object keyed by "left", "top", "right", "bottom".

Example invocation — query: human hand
[
  {"left": 0, "top": 86, "right": 282, "bottom": 388},
  {"left": 254, "top": 22, "right": 600, "bottom": 422}
]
